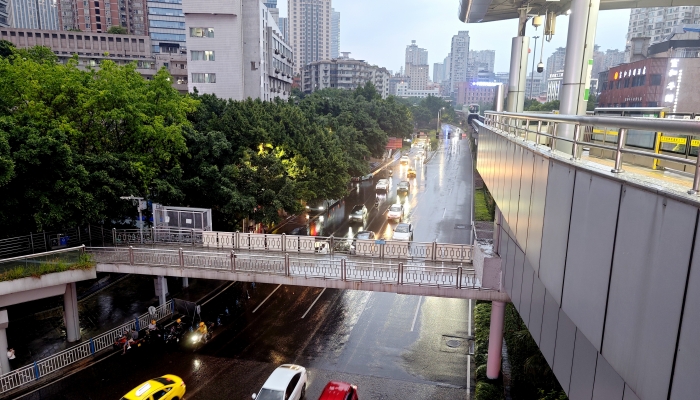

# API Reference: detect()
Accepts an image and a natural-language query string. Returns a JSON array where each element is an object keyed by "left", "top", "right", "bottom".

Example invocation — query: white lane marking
[
  {"left": 410, "top": 296, "right": 423, "bottom": 332},
  {"left": 301, "top": 288, "right": 327, "bottom": 319},
  {"left": 201, "top": 281, "right": 237, "bottom": 306},
  {"left": 252, "top": 284, "right": 281, "bottom": 313},
  {"left": 441, "top": 207, "right": 447, "bottom": 219}
]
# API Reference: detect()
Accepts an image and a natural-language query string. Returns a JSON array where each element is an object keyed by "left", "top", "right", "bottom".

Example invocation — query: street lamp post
[
  {"left": 529, "top": 36, "right": 540, "bottom": 101},
  {"left": 120, "top": 195, "right": 147, "bottom": 243}
]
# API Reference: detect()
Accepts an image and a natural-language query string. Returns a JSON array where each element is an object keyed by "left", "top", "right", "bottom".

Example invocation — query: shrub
[
  {"left": 475, "top": 381, "right": 504, "bottom": 400},
  {"left": 0, "top": 253, "right": 95, "bottom": 282},
  {"left": 475, "top": 364, "right": 487, "bottom": 382}
]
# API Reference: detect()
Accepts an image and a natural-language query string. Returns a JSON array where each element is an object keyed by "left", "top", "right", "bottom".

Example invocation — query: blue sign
[
  {"left": 59, "top": 236, "right": 70, "bottom": 246},
  {"left": 375, "top": 239, "right": 386, "bottom": 245}
]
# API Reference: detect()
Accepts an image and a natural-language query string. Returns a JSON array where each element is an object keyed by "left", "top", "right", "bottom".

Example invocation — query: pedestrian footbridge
[{"left": 85, "top": 230, "right": 507, "bottom": 301}]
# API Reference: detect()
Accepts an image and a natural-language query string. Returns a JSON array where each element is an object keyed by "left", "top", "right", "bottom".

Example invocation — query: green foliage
[
  {"left": 0, "top": 40, "right": 14, "bottom": 58},
  {"left": 0, "top": 50, "right": 197, "bottom": 235},
  {"left": 525, "top": 99, "right": 560, "bottom": 112},
  {"left": 474, "top": 302, "right": 492, "bottom": 369},
  {"left": 474, "top": 188, "right": 495, "bottom": 222},
  {"left": 0, "top": 253, "right": 95, "bottom": 282},
  {"left": 504, "top": 303, "right": 568, "bottom": 400},
  {"left": 587, "top": 94, "right": 597, "bottom": 112},
  {"left": 401, "top": 95, "right": 457, "bottom": 130},
  {"left": 107, "top": 26, "right": 128, "bottom": 34},
  {"left": 475, "top": 382, "right": 505, "bottom": 400},
  {"left": 475, "top": 364, "right": 487, "bottom": 382}
]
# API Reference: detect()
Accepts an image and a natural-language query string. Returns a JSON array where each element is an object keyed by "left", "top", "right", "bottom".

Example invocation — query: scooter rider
[{"left": 196, "top": 321, "right": 209, "bottom": 342}]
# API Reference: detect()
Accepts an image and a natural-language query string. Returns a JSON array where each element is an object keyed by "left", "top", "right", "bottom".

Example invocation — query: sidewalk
[{"left": 6, "top": 275, "right": 226, "bottom": 369}]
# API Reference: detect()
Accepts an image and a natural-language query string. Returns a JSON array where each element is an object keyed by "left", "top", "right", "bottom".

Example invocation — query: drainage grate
[{"left": 440, "top": 335, "right": 470, "bottom": 354}]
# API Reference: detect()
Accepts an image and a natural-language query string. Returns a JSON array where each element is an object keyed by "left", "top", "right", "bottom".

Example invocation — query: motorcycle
[
  {"left": 113, "top": 334, "right": 144, "bottom": 351},
  {"left": 188, "top": 322, "right": 215, "bottom": 350}
]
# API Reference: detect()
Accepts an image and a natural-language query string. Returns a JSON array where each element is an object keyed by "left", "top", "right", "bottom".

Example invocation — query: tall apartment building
[
  {"left": 405, "top": 40, "right": 429, "bottom": 90},
  {"left": 57, "top": 0, "right": 147, "bottom": 35},
  {"left": 330, "top": 8, "right": 339, "bottom": 59},
  {"left": 544, "top": 46, "right": 566, "bottom": 89},
  {"left": 278, "top": 16, "right": 289, "bottom": 44},
  {"left": 0, "top": 0, "right": 8, "bottom": 27},
  {"left": 433, "top": 62, "right": 445, "bottom": 83},
  {"left": 185, "top": 0, "right": 293, "bottom": 101},
  {"left": 288, "top": 0, "right": 332, "bottom": 75},
  {"left": 467, "top": 49, "right": 495, "bottom": 81},
  {"left": 147, "top": 0, "right": 185, "bottom": 54},
  {"left": 8, "top": 0, "right": 59, "bottom": 30},
  {"left": 449, "top": 31, "right": 470, "bottom": 94},
  {"left": 592, "top": 45, "right": 625, "bottom": 79},
  {"left": 302, "top": 53, "right": 390, "bottom": 98},
  {"left": 626, "top": 6, "right": 700, "bottom": 46}
]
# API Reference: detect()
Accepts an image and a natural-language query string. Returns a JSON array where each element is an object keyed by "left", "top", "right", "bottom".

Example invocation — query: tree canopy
[
  {"left": 0, "top": 48, "right": 413, "bottom": 235},
  {"left": 107, "top": 26, "right": 128, "bottom": 34}
]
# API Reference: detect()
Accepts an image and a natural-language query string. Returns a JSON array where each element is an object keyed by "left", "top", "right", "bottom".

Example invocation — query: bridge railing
[
  {"left": 484, "top": 111, "right": 700, "bottom": 194},
  {"left": 87, "top": 247, "right": 478, "bottom": 290},
  {"left": 0, "top": 300, "right": 173, "bottom": 394}
]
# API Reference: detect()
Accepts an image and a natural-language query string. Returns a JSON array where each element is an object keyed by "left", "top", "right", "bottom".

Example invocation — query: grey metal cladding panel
[
  {"left": 552, "top": 309, "right": 577, "bottom": 395},
  {"left": 561, "top": 171, "right": 621, "bottom": 352},
  {"left": 540, "top": 289, "right": 561, "bottom": 366},
  {"left": 495, "top": 138, "right": 508, "bottom": 207},
  {"left": 499, "top": 141, "right": 513, "bottom": 222},
  {"left": 669, "top": 220, "right": 700, "bottom": 400},
  {"left": 511, "top": 246, "right": 525, "bottom": 311},
  {"left": 506, "top": 145, "right": 524, "bottom": 237},
  {"left": 505, "top": 235, "right": 517, "bottom": 295},
  {"left": 529, "top": 275, "right": 547, "bottom": 345},
  {"left": 520, "top": 257, "right": 535, "bottom": 326},
  {"left": 516, "top": 150, "right": 534, "bottom": 247},
  {"left": 603, "top": 186, "right": 696, "bottom": 400},
  {"left": 525, "top": 154, "right": 549, "bottom": 276},
  {"left": 538, "top": 160, "right": 576, "bottom": 305},
  {"left": 592, "top": 354, "right": 625, "bottom": 400},
  {"left": 569, "top": 329, "right": 597, "bottom": 400},
  {"left": 501, "top": 229, "right": 511, "bottom": 292},
  {"left": 623, "top": 385, "right": 641, "bottom": 400}
]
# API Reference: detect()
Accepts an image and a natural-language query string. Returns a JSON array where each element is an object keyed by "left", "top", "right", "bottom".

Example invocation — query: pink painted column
[{"left": 486, "top": 300, "right": 506, "bottom": 379}]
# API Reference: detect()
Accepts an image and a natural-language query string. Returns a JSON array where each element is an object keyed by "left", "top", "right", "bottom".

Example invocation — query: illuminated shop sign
[{"left": 664, "top": 59, "right": 682, "bottom": 112}]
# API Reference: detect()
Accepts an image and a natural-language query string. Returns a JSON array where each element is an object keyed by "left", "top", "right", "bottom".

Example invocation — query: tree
[
  {"left": 107, "top": 26, "right": 128, "bottom": 34},
  {"left": 587, "top": 94, "right": 597, "bottom": 111},
  {"left": 0, "top": 40, "right": 14, "bottom": 59}
]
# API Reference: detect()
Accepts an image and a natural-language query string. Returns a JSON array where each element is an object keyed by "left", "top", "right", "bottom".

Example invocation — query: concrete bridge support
[
  {"left": 182, "top": 277, "right": 189, "bottom": 288},
  {"left": 154, "top": 276, "right": 168, "bottom": 306},
  {"left": 0, "top": 310, "right": 9, "bottom": 374},
  {"left": 63, "top": 282, "right": 81, "bottom": 342},
  {"left": 487, "top": 301, "right": 506, "bottom": 379}
]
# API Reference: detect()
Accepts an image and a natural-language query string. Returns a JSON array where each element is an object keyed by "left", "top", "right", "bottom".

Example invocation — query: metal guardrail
[
  {"left": 87, "top": 247, "right": 479, "bottom": 290},
  {"left": 0, "top": 226, "right": 114, "bottom": 260},
  {"left": 0, "top": 246, "right": 86, "bottom": 275},
  {"left": 0, "top": 300, "right": 173, "bottom": 394},
  {"left": 484, "top": 111, "right": 700, "bottom": 194}
]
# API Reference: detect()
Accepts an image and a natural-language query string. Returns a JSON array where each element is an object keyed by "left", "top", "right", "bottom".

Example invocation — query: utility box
[{"left": 152, "top": 204, "right": 213, "bottom": 231}]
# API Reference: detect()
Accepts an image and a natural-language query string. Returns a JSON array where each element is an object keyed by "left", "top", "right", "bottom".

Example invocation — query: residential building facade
[
  {"left": 57, "top": 0, "right": 148, "bottom": 35},
  {"left": 330, "top": 8, "right": 339, "bottom": 59},
  {"left": 0, "top": 0, "right": 8, "bottom": 27},
  {"left": 546, "top": 70, "right": 563, "bottom": 102},
  {"left": 405, "top": 40, "right": 429, "bottom": 90},
  {"left": 147, "top": 0, "right": 186, "bottom": 55},
  {"left": 449, "top": 31, "right": 469, "bottom": 94},
  {"left": 288, "top": 0, "right": 332, "bottom": 75},
  {"left": 433, "top": 62, "right": 445, "bottom": 84},
  {"left": 626, "top": 6, "right": 700, "bottom": 46},
  {"left": 389, "top": 73, "right": 409, "bottom": 97},
  {"left": 278, "top": 16, "right": 288, "bottom": 44},
  {"left": 467, "top": 49, "right": 495, "bottom": 81},
  {"left": 545, "top": 47, "right": 566, "bottom": 92},
  {"left": 302, "top": 53, "right": 390, "bottom": 98},
  {"left": 8, "top": 0, "right": 59, "bottom": 30},
  {"left": 395, "top": 82, "right": 439, "bottom": 98},
  {"left": 456, "top": 82, "right": 497, "bottom": 106}
]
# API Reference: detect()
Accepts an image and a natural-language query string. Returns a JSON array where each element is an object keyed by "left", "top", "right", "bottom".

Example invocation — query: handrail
[
  {"left": 483, "top": 111, "right": 700, "bottom": 194},
  {"left": 0, "top": 300, "right": 173, "bottom": 394},
  {"left": 0, "top": 245, "right": 85, "bottom": 264}
]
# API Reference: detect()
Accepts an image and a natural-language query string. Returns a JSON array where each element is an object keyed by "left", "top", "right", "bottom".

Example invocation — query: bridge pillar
[
  {"left": 487, "top": 300, "right": 506, "bottom": 379},
  {"left": 556, "top": 0, "right": 601, "bottom": 153},
  {"left": 0, "top": 310, "right": 9, "bottom": 374},
  {"left": 182, "top": 277, "right": 189, "bottom": 288},
  {"left": 64, "top": 282, "right": 81, "bottom": 342},
  {"left": 154, "top": 276, "right": 168, "bottom": 306},
  {"left": 506, "top": 8, "right": 530, "bottom": 113}
]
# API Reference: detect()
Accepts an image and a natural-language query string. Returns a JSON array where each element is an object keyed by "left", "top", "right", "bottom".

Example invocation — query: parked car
[
  {"left": 392, "top": 223, "right": 413, "bottom": 241},
  {"left": 349, "top": 204, "right": 368, "bottom": 221},
  {"left": 397, "top": 181, "right": 410, "bottom": 193},
  {"left": 121, "top": 375, "right": 186, "bottom": 400},
  {"left": 360, "top": 173, "right": 373, "bottom": 181},
  {"left": 318, "top": 381, "right": 359, "bottom": 400},
  {"left": 375, "top": 179, "right": 389, "bottom": 191},
  {"left": 407, "top": 168, "right": 416, "bottom": 178},
  {"left": 400, "top": 156, "right": 409, "bottom": 165},
  {"left": 386, "top": 204, "right": 404, "bottom": 220},
  {"left": 252, "top": 364, "right": 307, "bottom": 400}
]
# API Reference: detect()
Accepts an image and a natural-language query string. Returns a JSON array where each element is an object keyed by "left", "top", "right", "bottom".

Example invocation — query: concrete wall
[{"left": 477, "top": 121, "right": 700, "bottom": 400}]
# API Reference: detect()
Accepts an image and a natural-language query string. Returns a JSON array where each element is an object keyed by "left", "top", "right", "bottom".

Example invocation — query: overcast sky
[{"left": 278, "top": 0, "right": 630, "bottom": 74}]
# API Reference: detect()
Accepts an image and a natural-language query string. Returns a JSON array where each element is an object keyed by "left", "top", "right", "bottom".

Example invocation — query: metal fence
[
  {"left": 0, "top": 300, "right": 173, "bottom": 394},
  {"left": 87, "top": 247, "right": 478, "bottom": 290},
  {"left": 0, "top": 226, "right": 116, "bottom": 260},
  {"left": 0, "top": 246, "right": 86, "bottom": 275}
]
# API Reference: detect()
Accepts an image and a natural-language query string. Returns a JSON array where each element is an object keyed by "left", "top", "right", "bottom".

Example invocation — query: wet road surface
[{"left": 17, "top": 134, "right": 475, "bottom": 400}]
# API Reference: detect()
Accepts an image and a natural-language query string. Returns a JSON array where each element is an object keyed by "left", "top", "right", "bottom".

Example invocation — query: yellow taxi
[{"left": 121, "top": 375, "right": 186, "bottom": 400}]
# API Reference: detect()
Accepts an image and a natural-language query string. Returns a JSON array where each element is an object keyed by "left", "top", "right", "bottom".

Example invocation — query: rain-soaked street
[{"left": 17, "top": 131, "right": 475, "bottom": 400}]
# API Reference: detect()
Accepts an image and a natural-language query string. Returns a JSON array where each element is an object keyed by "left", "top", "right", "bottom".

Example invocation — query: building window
[
  {"left": 191, "top": 50, "right": 215, "bottom": 61},
  {"left": 192, "top": 73, "right": 216, "bottom": 83},
  {"left": 190, "top": 27, "right": 214, "bottom": 38},
  {"left": 650, "top": 74, "right": 662, "bottom": 85}
]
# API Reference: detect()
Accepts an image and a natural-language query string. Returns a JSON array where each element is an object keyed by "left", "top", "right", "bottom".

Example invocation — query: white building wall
[{"left": 185, "top": 1, "right": 244, "bottom": 100}]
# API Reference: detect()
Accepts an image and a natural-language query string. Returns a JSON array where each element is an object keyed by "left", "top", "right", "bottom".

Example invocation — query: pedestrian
[{"left": 6, "top": 348, "right": 15, "bottom": 370}]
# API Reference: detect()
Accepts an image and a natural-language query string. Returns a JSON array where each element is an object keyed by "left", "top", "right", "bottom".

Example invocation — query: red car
[{"left": 318, "top": 381, "right": 358, "bottom": 400}]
